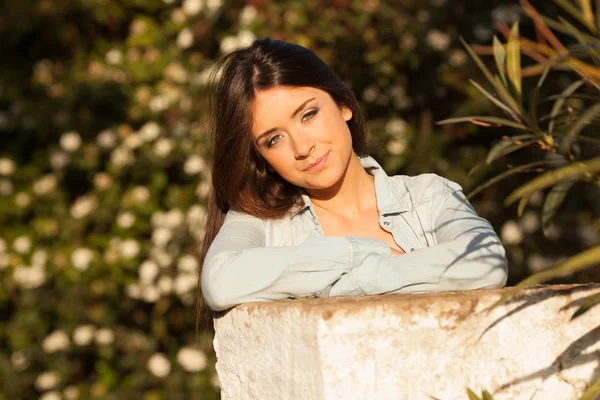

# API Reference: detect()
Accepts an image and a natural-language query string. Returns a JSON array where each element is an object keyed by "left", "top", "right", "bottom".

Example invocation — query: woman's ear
[{"left": 342, "top": 107, "right": 353, "bottom": 122}]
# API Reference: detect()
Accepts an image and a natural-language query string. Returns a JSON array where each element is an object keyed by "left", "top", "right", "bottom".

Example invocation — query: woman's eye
[
  {"left": 301, "top": 109, "right": 318, "bottom": 122},
  {"left": 266, "top": 134, "right": 282, "bottom": 148}
]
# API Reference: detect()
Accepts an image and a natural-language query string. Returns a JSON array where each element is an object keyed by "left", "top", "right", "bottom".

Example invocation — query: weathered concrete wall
[{"left": 213, "top": 284, "right": 600, "bottom": 400}]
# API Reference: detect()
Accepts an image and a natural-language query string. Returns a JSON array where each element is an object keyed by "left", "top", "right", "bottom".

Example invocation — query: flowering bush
[{"left": 0, "top": 0, "right": 594, "bottom": 398}]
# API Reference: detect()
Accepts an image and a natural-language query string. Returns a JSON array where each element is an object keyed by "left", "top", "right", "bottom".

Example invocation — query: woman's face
[{"left": 250, "top": 86, "right": 354, "bottom": 192}]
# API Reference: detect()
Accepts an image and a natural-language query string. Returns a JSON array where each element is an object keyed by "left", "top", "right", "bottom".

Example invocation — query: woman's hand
[{"left": 390, "top": 247, "right": 405, "bottom": 257}]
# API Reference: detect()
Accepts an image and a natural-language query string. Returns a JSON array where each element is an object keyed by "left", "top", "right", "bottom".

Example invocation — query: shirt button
[{"left": 383, "top": 221, "right": 390, "bottom": 226}]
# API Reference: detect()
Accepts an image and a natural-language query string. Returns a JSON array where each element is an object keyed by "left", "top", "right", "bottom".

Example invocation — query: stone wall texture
[{"left": 213, "top": 284, "right": 600, "bottom": 400}]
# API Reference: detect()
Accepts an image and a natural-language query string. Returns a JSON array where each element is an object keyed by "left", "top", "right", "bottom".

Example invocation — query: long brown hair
[{"left": 196, "top": 38, "right": 370, "bottom": 331}]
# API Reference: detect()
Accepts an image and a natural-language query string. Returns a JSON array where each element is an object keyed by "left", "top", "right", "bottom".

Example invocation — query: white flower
[
  {"left": 13, "top": 264, "right": 46, "bottom": 289},
  {"left": 0, "top": 158, "right": 15, "bottom": 176},
  {"left": 171, "top": 8, "right": 187, "bottom": 24},
  {"left": 40, "top": 391, "right": 62, "bottom": 400},
  {"left": 42, "top": 330, "right": 70, "bottom": 353},
  {"left": 183, "top": 155, "right": 207, "bottom": 175},
  {"left": 386, "top": 138, "right": 407, "bottom": 156},
  {"left": 33, "top": 174, "right": 58, "bottom": 196},
  {"left": 195, "top": 181, "right": 210, "bottom": 199},
  {"left": 426, "top": 29, "right": 451, "bottom": 52},
  {"left": 157, "top": 275, "right": 173, "bottom": 294},
  {"left": 0, "top": 237, "right": 6, "bottom": 253},
  {"left": 110, "top": 146, "right": 134, "bottom": 168},
  {"left": 131, "top": 186, "right": 151, "bottom": 202},
  {"left": 15, "top": 192, "right": 31, "bottom": 208},
  {"left": 577, "top": 225, "right": 599, "bottom": 246},
  {"left": 139, "top": 122, "right": 161, "bottom": 141},
  {"left": 35, "top": 371, "right": 61, "bottom": 391},
  {"left": 123, "top": 133, "right": 143, "bottom": 149},
  {"left": 164, "top": 208, "right": 184, "bottom": 228},
  {"left": 206, "top": 0, "right": 222, "bottom": 12},
  {"left": 177, "top": 347, "right": 207, "bottom": 372},
  {"left": 126, "top": 283, "right": 141, "bottom": 299},
  {"left": 120, "top": 239, "right": 140, "bottom": 259},
  {"left": 149, "top": 95, "right": 170, "bottom": 112},
  {"left": 59, "top": 131, "right": 82, "bottom": 152},
  {"left": 93, "top": 172, "right": 113, "bottom": 191},
  {"left": 362, "top": 86, "right": 379, "bottom": 102},
  {"left": 448, "top": 49, "right": 468, "bottom": 67},
  {"left": 73, "top": 324, "right": 96, "bottom": 346},
  {"left": 187, "top": 204, "right": 207, "bottom": 225},
  {"left": 117, "top": 212, "right": 136, "bottom": 229},
  {"left": 0, "top": 179, "right": 13, "bottom": 195},
  {"left": 177, "top": 28, "right": 194, "bottom": 49},
  {"left": 139, "top": 260, "right": 159, "bottom": 284},
  {"left": 71, "top": 248, "right": 94, "bottom": 271},
  {"left": 105, "top": 49, "right": 123, "bottom": 65},
  {"left": 49, "top": 150, "right": 70, "bottom": 169},
  {"left": 174, "top": 273, "right": 197, "bottom": 296},
  {"left": 32, "top": 249, "right": 48, "bottom": 266},
  {"left": 153, "top": 250, "right": 173, "bottom": 268},
  {"left": 519, "top": 211, "right": 539, "bottom": 234},
  {"left": 178, "top": 255, "right": 198, "bottom": 273},
  {"left": 220, "top": 35, "right": 238, "bottom": 54},
  {"left": 10, "top": 351, "right": 29, "bottom": 371},
  {"left": 237, "top": 30, "right": 256, "bottom": 48},
  {"left": 164, "top": 62, "right": 188, "bottom": 84},
  {"left": 153, "top": 138, "right": 175, "bottom": 157},
  {"left": 400, "top": 33, "right": 417, "bottom": 51},
  {"left": 70, "top": 194, "right": 98, "bottom": 219},
  {"left": 385, "top": 118, "right": 408, "bottom": 136},
  {"left": 141, "top": 285, "right": 161, "bottom": 303},
  {"left": 152, "top": 228, "right": 172, "bottom": 247},
  {"left": 501, "top": 220, "right": 523, "bottom": 245},
  {"left": 210, "top": 373, "right": 220, "bottom": 388},
  {"left": 13, "top": 235, "right": 31, "bottom": 254},
  {"left": 183, "top": 0, "right": 203, "bottom": 15},
  {"left": 240, "top": 5, "right": 257, "bottom": 25},
  {"left": 147, "top": 353, "right": 171, "bottom": 378},
  {"left": 63, "top": 386, "right": 80, "bottom": 400},
  {"left": 95, "top": 328, "right": 115, "bottom": 345},
  {"left": 97, "top": 129, "right": 117, "bottom": 149}
]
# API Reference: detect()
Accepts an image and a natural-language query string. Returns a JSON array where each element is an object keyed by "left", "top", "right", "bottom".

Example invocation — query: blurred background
[{"left": 1, "top": 0, "right": 599, "bottom": 398}]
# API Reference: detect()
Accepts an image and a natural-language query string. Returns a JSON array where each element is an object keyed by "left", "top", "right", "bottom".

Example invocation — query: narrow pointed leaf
[
  {"left": 556, "top": 0, "right": 597, "bottom": 32},
  {"left": 577, "top": 0, "right": 596, "bottom": 31},
  {"left": 571, "top": 292, "right": 600, "bottom": 320},
  {"left": 466, "top": 159, "right": 566, "bottom": 199},
  {"left": 469, "top": 80, "right": 519, "bottom": 118},
  {"left": 493, "top": 36, "right": 508, "bottom": 86},
  {"left": 436, "top": 116, "right": 529, "bottom": 130},
  {"left": 579, "top": 375, "right": 600, "bottom": 400},
  {"left": 517, "top": 193, "right": 532, "bottom": 217},
  {"left": 548, "top": 80, "right": 584, "bottom": 134},
  {"left": 467, "top": 388, "right": 481, "bottom": 400},
  {"left": 486, "top": 138, "right": 537, "bottom": 165},
  {"left": 488, "top": 245, "right": 600, "bottom": 311},
  {"left": 561, "top": 102, "right": 600, "bottom": 154},
  {"left": 541, "top": 180, "right": 576, "bottom": 232},
  {"left": 504, "top": 157, "right": 600, "bottom": 206},
  {"left": 506, "top": 23, "right": 522, "bottom": 95},
  {"left": 481, "top": 390, "right": 495, "bottom": 400}
]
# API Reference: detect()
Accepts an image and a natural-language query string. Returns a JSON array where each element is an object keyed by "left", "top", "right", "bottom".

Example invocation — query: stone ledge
[{"left": 213, "top": 284, "right": 600, "bottom": 400}]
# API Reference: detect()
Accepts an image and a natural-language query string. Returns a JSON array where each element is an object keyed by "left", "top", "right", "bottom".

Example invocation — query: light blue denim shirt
[{"left": 202, "top": 156, "right": 508, "bottom": 311}]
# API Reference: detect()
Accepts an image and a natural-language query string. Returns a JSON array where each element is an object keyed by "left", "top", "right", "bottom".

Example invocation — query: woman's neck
[{"left": 306, "top": 154, "right": 376, "bottom": 219}]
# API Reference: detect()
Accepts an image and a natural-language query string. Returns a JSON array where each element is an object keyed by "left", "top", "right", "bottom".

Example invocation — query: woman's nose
[{"left": 292, "top": 134, "right": 316, "bottom": 159}]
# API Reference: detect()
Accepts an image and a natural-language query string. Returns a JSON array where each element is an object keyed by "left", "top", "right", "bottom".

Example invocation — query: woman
[{"left": 198, "top": 38, "right": 508, "bottom": 313}]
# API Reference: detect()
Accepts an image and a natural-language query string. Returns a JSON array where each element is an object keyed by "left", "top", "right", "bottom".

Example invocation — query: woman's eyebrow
[{"left": 255, "top": 97, "right": 316, "bottom": 144}]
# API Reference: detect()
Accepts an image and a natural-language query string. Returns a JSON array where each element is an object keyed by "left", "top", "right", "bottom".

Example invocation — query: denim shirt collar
[{"left": 290, "top": 155, "right": 408, "bottom": 219}]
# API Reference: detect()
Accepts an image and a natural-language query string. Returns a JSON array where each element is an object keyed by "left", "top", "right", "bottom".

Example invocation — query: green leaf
[
  {"left": 469, "top": 80, "right": 519, "bottom": 119},
  {"left": 493, "top": 36, "right": 507, "bottom": 87},
  {"left": 467, "top": 388, "right": 482, "bottom": 400},
  {"left": 571, "top": 292, "right": 600, "bottom": 320},
  {"left": 542, "top": 180, "right": 576, "bottom": 234},
  {"left": 436, "top": 116, "right": 530, "bottom": 131},
  {"left": 489, "top": 245, "right": 600, "bottom": 310},
  {"left": 579, "top": 375, "right": 600, "bottom": 400},
  {"left": 561, "top": 102, "right": 600, "bottom": 154},
  {"left": 485, "top": 138, "right": 537, "bottom": 165},
  {"left": 466, "top": 159, "right": 566, "bottom": 199},
  {"left": 481, "top": 390, "right": 495, "bottom": 400},
  {"left": 518, "top": 193, "right": 533, "bottom": 217},
  {"left": 504, "top": 157, "right": 600, "bottom": 206},
  {"left": 506, "top": 23, "right": 522, "bottom": 96}
]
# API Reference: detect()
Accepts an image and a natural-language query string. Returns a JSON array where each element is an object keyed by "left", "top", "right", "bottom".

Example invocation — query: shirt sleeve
[
  {"left": 328, "top": 179, "right": 508, "bottom": 297},
  {"left": 201, "top": 210, "right": 391, "bottom": 311}
]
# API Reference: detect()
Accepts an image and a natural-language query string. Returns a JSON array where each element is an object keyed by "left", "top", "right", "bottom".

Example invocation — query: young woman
[{"left": 198, "top": 38, "right": 508, "bottom": 313}]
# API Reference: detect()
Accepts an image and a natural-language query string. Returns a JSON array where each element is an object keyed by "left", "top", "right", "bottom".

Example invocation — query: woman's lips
[{"left": 305, "top": 151, "right": 330, "bottom": 172}]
